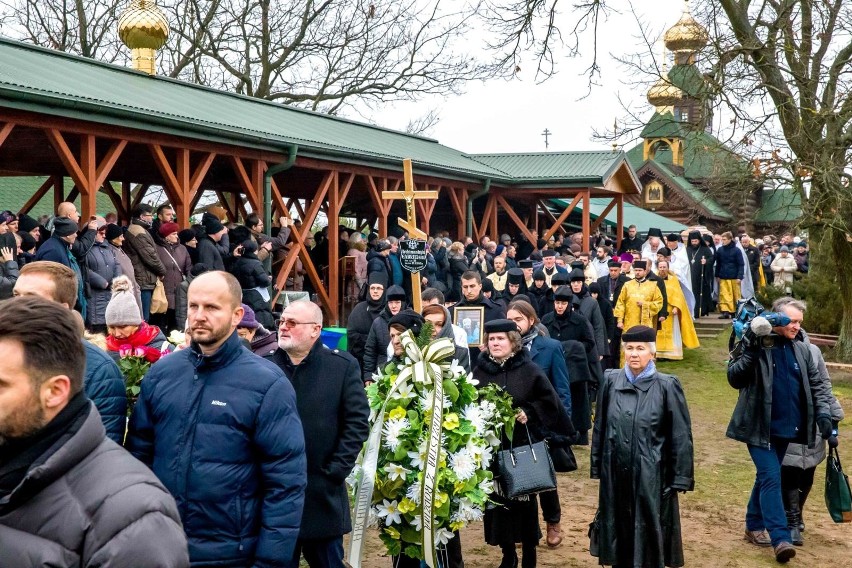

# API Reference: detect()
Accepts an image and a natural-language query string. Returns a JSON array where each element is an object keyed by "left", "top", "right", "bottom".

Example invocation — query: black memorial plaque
[{"left": 399, "top": 238, "right": 428, "bottom": 273}]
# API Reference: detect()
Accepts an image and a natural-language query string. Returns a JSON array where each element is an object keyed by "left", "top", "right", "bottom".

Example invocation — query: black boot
[
  {"left": 498, "top": 545, "right": 518, "bottom": 568},
  {"left": 799, "top": 484, "right": 811, "bottom": 532},
  {"left": 521, "top": 542, "right": 537, "bottom": 568},
  {"left": 784, "top": 489, "right": 804, "bottom": 546}
]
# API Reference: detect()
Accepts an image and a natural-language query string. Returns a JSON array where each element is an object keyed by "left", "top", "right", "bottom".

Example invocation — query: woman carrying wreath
[
  {"left": 473, "top": 319, "right": 573, "bottom": 568},
  {"left": 590, "top": 325, "right": 694, "bottom": 568}
]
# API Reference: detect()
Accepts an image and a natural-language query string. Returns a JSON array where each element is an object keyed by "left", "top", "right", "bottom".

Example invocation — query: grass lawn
[{"left": 351, "top": 331, "right": 852, "bottom": 567}]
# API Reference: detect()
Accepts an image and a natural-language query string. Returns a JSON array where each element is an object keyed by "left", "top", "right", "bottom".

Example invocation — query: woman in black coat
[
  {"left": 474, "top": 319, "right": 573, "bottom": 568},
  {"left": 230, "top": 239, "right": 274, "bottom": 329},
  {"left": 346, "top": 274, "right": 386, "bottom": 361},
  {"left": 591, "top": 325, "right": 694, "bottom": 568}
]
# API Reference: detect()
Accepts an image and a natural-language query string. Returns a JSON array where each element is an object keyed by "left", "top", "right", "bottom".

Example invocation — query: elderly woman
[
  {"left": 474, "top": 319, "right": 573, "bottom": 568},
  {"left": 590, "top": 325, "right": 694, "bottom": 568},
  {"left": 104, "top": 275, "right": 171, "bottom": 362}
]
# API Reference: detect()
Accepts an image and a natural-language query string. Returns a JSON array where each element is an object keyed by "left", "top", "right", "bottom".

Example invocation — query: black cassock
[
  {"left": 686, "top": 244, "right": 715, "bottom": 317},
  {"left": 591, "top": 368, "right": 694, "bottom": 568}
]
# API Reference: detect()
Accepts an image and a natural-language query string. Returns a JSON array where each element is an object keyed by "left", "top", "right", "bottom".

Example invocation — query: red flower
[{"left": 143, "top": 347, "right": 163, "bottom": 364}]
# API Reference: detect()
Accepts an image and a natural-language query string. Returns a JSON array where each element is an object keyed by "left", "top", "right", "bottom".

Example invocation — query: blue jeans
[
  {"left": 746, "top": 439, "right": 791, "bottom": 546},
  {"left": 140, "top": 289, "right": 152, "bottom": 322}
]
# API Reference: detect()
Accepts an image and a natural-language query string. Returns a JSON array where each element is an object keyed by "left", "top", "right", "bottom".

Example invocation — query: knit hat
[
  {"left": 201, "top": 212, "right": 225, "bottom": 235},
  {"left": 17, "top": 213, "right": 39, "bottom": 233},
  {"left": 17, "top": 231, "right": 37, "bottom": 252},
  {"left": 780, "top": 245, "right": 790, "bottom": 252},
  {"left": 386, "top": 285, "right": 407, "bottom": 301},
  {"left": 495, "top": 244, "right": 505, "bottom": 256},
  {"left": 533, "top": 270, "right": 546, "bottom": 282},
  {"left": 105, "top": 224, "right": 124, "bottom": 242},
  {"left": 178, "top": 228, "right": 196, "bottom": 244},
  {"left": 622, "top": 325, "right": 656, "bottom": 343},
  {"left": 53, "top": 217, "right": 78, "bottom": 237},
  {"left": 389, "top": 309, "right": 425, "bottom": 335},
  {"left": 105, "top": 275, "right": 143, "bottom": 327},
  {"left": 158, "top": 221, "right": 180, "bottom": 238},
  {"left": 588, "top": 282, "right": 602, "bottom": 296},
  {"left": 0, "top": 210, "right": 15, "bottom": 225},
  {"left": 481, "top": 278, "right": 495, "bottom": 293},
  {"left": 238, "top": 304, "right": 259, "bottom": 329}
]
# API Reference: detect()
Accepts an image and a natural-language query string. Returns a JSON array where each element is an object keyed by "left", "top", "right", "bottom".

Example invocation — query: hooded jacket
[
  {"left": 125, "top": 331, "right": 307, "bottom": 567},
  {"left": 362, "top": 304, "right": 398, "bottom": 382},
  {"left": 0, "top": 402, "right": 189, "bottom": 568},
  {"left": 347, "top": 293, "right": 386, "bottom": 362}
]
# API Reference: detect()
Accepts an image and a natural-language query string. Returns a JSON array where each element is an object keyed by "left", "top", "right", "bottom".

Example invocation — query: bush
[{"left": 755, "top": 273, "right": 840, "bottom": 335}]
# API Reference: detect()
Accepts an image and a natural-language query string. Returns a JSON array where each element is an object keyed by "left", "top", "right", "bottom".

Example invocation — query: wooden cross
[{"left": 383, "top": 158, "right": 438, "bottom": 312}]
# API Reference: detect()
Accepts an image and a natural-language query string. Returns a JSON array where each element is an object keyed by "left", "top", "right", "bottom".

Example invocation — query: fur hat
[
  {"left": 178, "top": 228, "right": 196, "bottom": 244},
  {"left": 484, "top": 319, "right": 518, "bottom": 334},
  {"left": 105, "top": 275, "right": 142, "bottom": 327}
]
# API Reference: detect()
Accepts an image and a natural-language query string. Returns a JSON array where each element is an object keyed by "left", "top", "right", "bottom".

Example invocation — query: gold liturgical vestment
[
  {"left": 656, "top": 273, "right": 700, "bottom": 360},
  {"left": 613, "top": 278, "right": 663, "bottom": 330}
]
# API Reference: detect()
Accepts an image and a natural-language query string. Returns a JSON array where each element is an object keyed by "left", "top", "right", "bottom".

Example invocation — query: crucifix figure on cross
[{"left": 382, "top": 158, "right": 437, "bottom": 312}]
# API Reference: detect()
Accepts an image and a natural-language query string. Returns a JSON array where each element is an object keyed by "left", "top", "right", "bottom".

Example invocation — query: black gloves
[{"left": 817, "top": 415, "right": 834, "bottom": 440}]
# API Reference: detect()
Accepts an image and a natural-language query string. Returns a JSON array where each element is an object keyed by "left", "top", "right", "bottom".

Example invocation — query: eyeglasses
[{"left": 280, "top": 318, "right": 320, "bottom": 329}]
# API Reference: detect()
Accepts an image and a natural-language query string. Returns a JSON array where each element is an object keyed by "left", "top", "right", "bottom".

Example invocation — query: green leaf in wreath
[{"left": 442, "top": 379, "right": 459, "bottom": 403}]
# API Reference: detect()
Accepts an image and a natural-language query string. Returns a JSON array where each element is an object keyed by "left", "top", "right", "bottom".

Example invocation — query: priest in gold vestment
[
  {"left": 613, "top": 261, "right": 664, "bottom": 331},
  {"left": 654, "top": 259, "right": 700, "bottom": 360}
]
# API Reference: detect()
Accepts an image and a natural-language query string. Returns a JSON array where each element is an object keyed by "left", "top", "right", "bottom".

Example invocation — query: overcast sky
[{"left": 361, "top": 0, "right": 691, "bottom": 154}]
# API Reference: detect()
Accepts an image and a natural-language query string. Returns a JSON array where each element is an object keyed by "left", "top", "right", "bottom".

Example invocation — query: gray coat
[
  {"left": 85, "top": 240, "right": 121, "bottom": 326},
  {"left": 782, "top": 344, "right": 845, "bottom": 470},
  {"left": 0, "top": 404, "right": 189, "bottom": 567}
]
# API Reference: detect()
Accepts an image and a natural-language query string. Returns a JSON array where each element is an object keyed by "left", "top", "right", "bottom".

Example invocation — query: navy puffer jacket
[
  {"left": 83, "top": 340, "right": 127, "bottom": 444},
  {"left": 714, "top": 241, "right": 745, "bottom": 280},
  {"left": 126, "top": 331, "right": 307, "bottom": 567}
]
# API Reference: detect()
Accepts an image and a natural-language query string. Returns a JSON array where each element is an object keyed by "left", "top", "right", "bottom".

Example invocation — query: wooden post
[{"left": 382, "top": 159, "right": 438, "bottom": 313}]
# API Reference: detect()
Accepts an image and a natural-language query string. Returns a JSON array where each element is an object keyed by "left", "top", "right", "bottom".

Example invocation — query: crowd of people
[{"left": 0, "top": 203, "right": 839, "bottom": 568}]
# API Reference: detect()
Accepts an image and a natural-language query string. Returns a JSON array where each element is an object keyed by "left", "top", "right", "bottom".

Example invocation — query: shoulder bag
[
  {"left": 495, "top": 423, "right": 556, "bottom": 499},
  {"left": 825, "top": 446, "right": 852, "bottom": 523}
]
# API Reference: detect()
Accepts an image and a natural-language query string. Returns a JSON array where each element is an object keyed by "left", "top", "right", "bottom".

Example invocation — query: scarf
[
  {"left": 521, "top": 327, "right": 539, "bottom": 351},
  {"left": 624, "top": 359, "right": 657, "bottom": 384},
  {"left": 106, "top": 322, "right": 163, "bottom": 362}
]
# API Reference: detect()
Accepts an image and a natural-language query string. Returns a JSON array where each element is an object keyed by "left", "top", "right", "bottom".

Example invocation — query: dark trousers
[
  {"left": 539, "top": 488, "right": 561, "bottom": 523},
  {"left": 291, "top": 537, "right": 344, "bottom": 568},
  {"left": 392, "top": 532, "right": 464, "bottom": 568},
  {"left": 781, "top": 464, "right": 817, "bottom": 513},
  {"left": 140, "top": 288, "right": 152, "bottom": 321},
  {"left": 746, "top": 439, "right": 791, "bottom": 546}
]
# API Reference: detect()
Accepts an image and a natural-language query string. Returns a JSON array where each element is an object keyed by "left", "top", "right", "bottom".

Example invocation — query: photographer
[{"left": 726, "top": 297, "right": 835, "bottom": 563}]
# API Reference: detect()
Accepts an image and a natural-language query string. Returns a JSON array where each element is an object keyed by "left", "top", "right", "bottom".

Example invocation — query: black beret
[
  {"left": 633, "top": 260, "right": 648, "bottom": 270},
  {"left": 569, "top": 269, "right": 585, "bottom": 282},
  {"left": 551, "top": 273, "right": 570, "bottom": 285},
  {"left": 533, "top": 270, "right": 546, "bottom": 281},
  {"left": 541, "top": 249, "right": 556, "bottom": 258},
  {"left": 484, "top": 319, "right": 518, "bottom": 334},
  {"left": 622, "top": 325, "right": 656, "bottom": 343},
  {"left": 647, "top": 228, "right": 663, "bottom": 238},
  {"left": 386, "top": 285, "right": 407, "bottom": 301},
  {"left": 657, "top": 247, "right": 672, "bottom": 257},
  {"left": 52, "top": 216, "right": 78, "bottom": 237},
  {"left": 389, "top": 309, "right": 425, "bottom": 334},
  {"left": 506, "top": 268, "right": 525, "bottom": 284},
  {"left": 518, "top": 259, "right": 534, "bottom": 269},
  {"left": 104, "top": 223, "right": 123, "bottom": 241},
  {"left": 553, "top": 286, "right": 574, "bottom": 300},
  {"left": 607, "top": 260, "right": 621, "bottom": 268},
  {"left": 368, "top": 271, "right": 387, "bottom": 287}
]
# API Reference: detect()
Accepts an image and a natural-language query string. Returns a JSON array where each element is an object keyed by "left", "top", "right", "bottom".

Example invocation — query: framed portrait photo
[{"left": 453, "top": 306, "right": 485, "bottom": 347}]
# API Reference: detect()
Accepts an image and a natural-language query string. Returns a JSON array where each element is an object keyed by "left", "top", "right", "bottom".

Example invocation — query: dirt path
[{"left": 354, "top": 337, "right": 852, "bottom": 567}]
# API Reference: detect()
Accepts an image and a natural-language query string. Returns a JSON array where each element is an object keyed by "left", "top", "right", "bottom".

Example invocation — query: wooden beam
[
  {"left": 18, "top": 177, "right": 53, "bottom": 216},
  {"left": 45, "top": 130, "right": 87, "bottom": 192},
  {"left": 542, "top": 192, "right": 583, "bottom": 241},
  {"left": 94, "top": 140, "right": 127, "bottom": 187},
  {"left": 581, "top": 190, "right": 590, "bottom": 248},
  {"left": 215, "top": 190, "right": 238, "bottom": 222},
  {"left": 0, "top": 122, "right": 14, "bottom": 149},
  {"left": 496, "top": 194, "right": 537, "bottom": 244},
  {"left": 101, "top": 181, "right": 128, "bottom": 220},
  {"left": 590, "top": 197, "right": 617, "bottom": 234},
  {"left": 53, "top": 176, "right": 64, "bottom": 212},
  {"left": 616, "top": 194, "right": 624, "bottom": 250},
  {"left": 327, "top": 171, "right": 341, "bottom": 325},
  {"left": 132, "top": 184, "right": 151, "bottom": 210},
  {"left": 446, "top": 186, "right": 468, "bottom": 239}
]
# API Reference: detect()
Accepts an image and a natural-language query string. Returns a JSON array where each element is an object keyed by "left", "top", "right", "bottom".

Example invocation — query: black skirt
[{"left": 484, "top": 494, "right": 542, "bottom": 546}]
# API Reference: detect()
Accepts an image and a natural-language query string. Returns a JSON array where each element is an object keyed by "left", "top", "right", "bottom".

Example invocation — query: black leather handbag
[{"left": 495, "top": 424, "right": 557, "bottom": 499}]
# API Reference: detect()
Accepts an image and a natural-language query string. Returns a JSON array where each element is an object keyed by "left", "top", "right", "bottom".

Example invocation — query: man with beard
[
  {"left": 0, "top": 297, "right": 189, "bottom": 567},
  {"left": 271, "top": 300, "right": 369, "bottom": 568},
  {"left": 451, "top": 270, "right": 506, "bottom": 366},
  {"left": 614, "top": 261, "right": 664, "bottom": 332},
  {"left": 590, "top": 246, "right": 611, "bottom": 279},
  {"left": 126, "top": 271, "right": 307, "bottom": 567},
  {"left": 640, "top": 228, "right": 665, "bottom": 272},
  {"left": 346, "top": 272, "right": 387, "bottom": 361},
  {"left": 123, "top": 204, "right": 166, "bottom": 321},
  {"left": 617, "top": 224, "right": 644, "bottom": 255},
  {"left": 654, "top": 260, "right": 700, "bottom": 360},
  {"left": 686, "top": 231, "right": 714, "bottom": 318},
  {"left": 569, "top": 269, "right": 608, "bottom": 362}
]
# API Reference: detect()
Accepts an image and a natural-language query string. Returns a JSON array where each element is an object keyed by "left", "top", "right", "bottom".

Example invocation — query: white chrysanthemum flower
[
  {"left": 435, "top": 527, "right": 455, "bottom": 545},
  {"left": 449, "top": 448, "right": 476, "bottom": 481},
  {"left": 384, "top": 463, "right": 411, "bottom": 482},
  {"left": 448, "top": 359, "right": 466, "bottom": 378},
  {"left": 465, "top": 439, "right": 492, "bottom": 466},
  {"left": 462, "top": 403, "right": 486, "bottom": 433},
  {"left": 418, "top": 390, "right": 452, "bottom": 413},
  {"left": 382, "top": 418, "right": 409, "bottom": 452},
  {"left": 376, "top": 499, "right": 402, "bottom": 526},
  {"left": 479, "top": 400, "right": 496, "bottom": 421},
  {"left": 452, "top": 497, "right": 484, "bottom": 523},
  {"left": 406, "top": 480, "right": 422, "bottom": 505}
]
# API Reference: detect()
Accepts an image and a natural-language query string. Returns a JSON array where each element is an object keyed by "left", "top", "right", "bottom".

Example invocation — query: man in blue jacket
[
  {"left": 126, "top": 271, "right": 307, "bottom": 567},
  {"left": 13, "top": 261, "right": 127, "bottom": 443}
]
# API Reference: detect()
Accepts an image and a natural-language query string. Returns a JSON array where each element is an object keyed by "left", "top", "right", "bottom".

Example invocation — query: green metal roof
[
  {"left": 652, "top": 161, "right": 733, "bottom": 220},
  {"left": 0, "top": 176, "right": 113, "bottom": 217},
  {"left": 0, "top": 37, "right": 637, "bottom": 189},
  {"left": 470, "top": 151, "right": 630, "bottom": 185},
  {"left": 549, "top": 197, "right": 686, "bottom": 232},
  {"left": 639, "top": 112, "right": 686, "bottom": 139},
  {"left": 754, "top": 188, "right": 801, "bottom": 223},
  {"left": 668, "top": 64, "right": 709, "bottom": 98}
]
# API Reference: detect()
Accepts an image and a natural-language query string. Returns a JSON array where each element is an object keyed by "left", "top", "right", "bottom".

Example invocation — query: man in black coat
[
  {"left": 597, "top": 260, "right": 629, "bottom": 306},
  {"left": 451, "top": 270, "right": 506, "bottom": 366},
  {"left": 271, "top": 300, "right": 369, "bottom": 568},
  {"left": 617, "top": 224, "right": 644, "bottom": 255}
]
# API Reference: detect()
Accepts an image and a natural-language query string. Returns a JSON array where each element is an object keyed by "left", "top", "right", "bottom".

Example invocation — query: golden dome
[
  {"left": 647, "top": 69, "right": 683, "bottom": 108},
  {"left": 118, "top": 1, "right": 169, "bottom": 51},
  {"left": 664, "top": 2, "right": 708, "bottom": 54}
]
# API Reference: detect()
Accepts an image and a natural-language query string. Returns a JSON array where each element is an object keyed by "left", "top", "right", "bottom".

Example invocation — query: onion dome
[
  {"left": 118, "top": 1, "right": 169, "bottom": 52},
  {"left": 664, "top": 2, "right": 709, "bottom": 54},
  {"left": 647, "top": 66, "right": 683, "bottom": 108}
]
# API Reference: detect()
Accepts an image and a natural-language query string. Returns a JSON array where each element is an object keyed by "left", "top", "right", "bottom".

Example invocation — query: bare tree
[{"left": 0, "top": 0, "right": 498, "bottom": 113}]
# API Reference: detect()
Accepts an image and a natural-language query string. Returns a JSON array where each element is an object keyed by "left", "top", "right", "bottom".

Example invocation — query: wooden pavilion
[{"left": 0, "top": 37, "right": 640, "bottom": 324}]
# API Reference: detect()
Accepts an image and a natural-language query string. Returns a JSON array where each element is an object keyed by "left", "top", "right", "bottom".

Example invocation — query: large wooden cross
[{"left": 383, "top": 158, "right": 437, "bottom": 313}]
